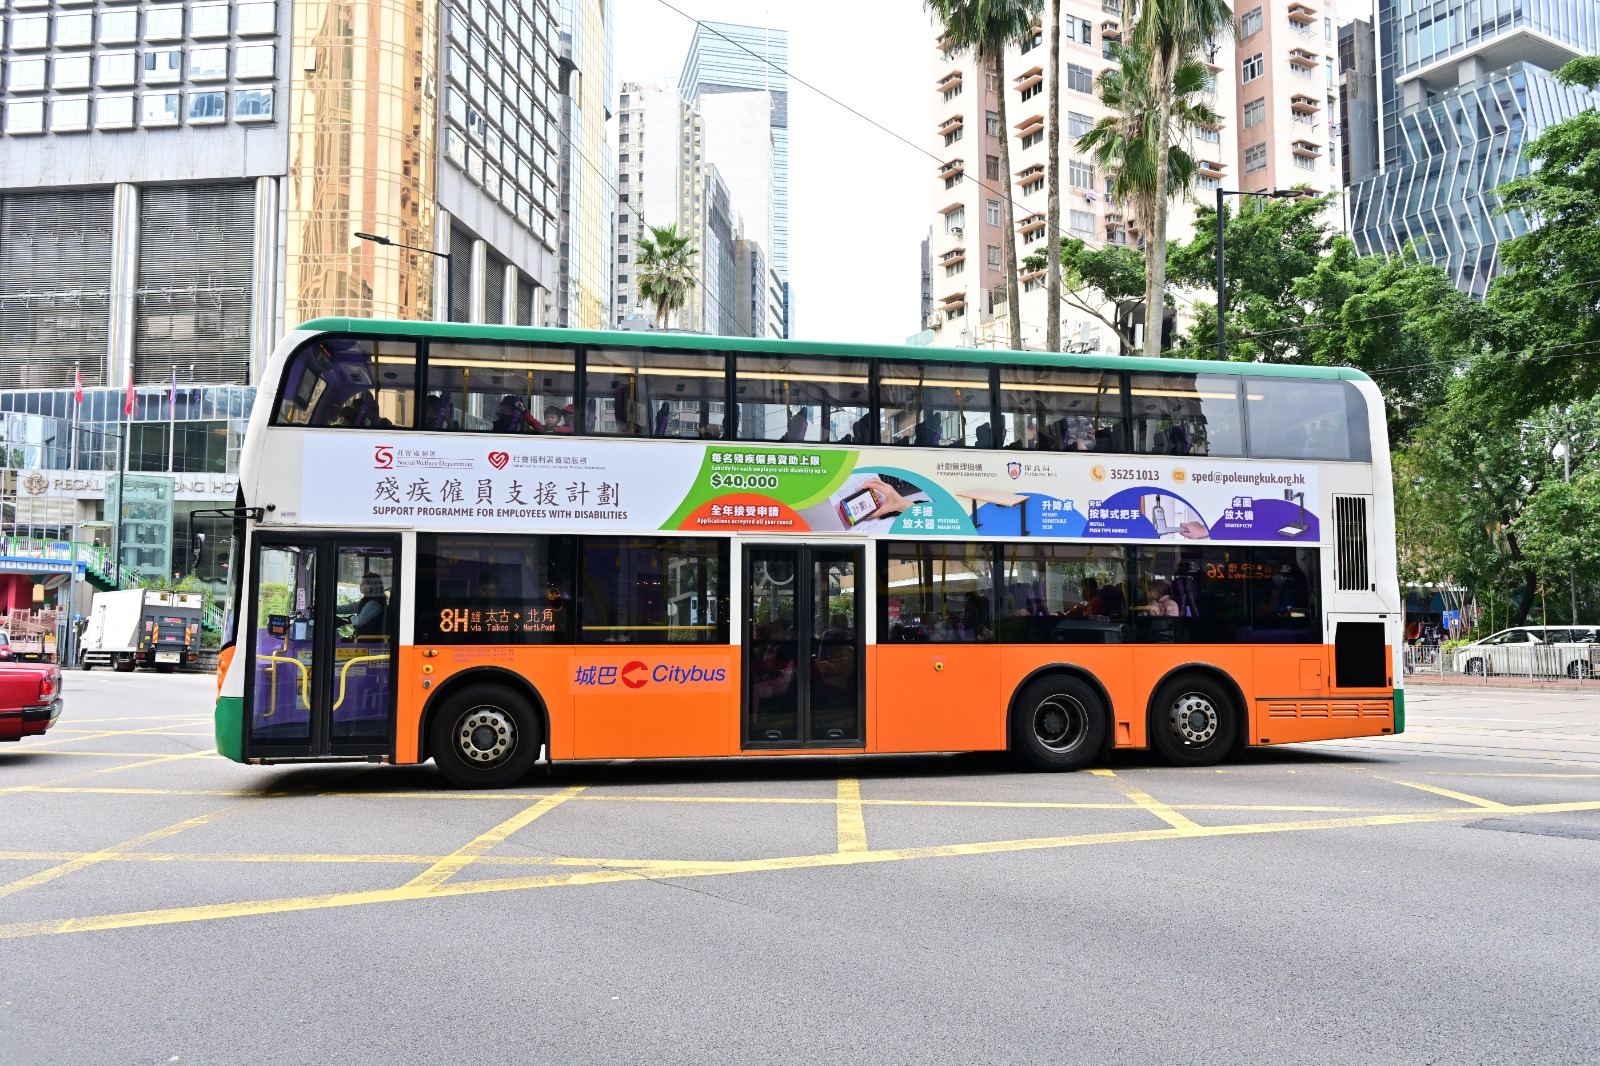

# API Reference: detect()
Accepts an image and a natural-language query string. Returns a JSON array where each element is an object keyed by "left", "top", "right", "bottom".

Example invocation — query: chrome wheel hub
[
  {"left": 1033, "top": 695, "right": 1086, "bottom": 753},
  {"left": 457, "top": 707, "right": 515, "bottom": 764},
  {"left": 1169, "top": 693, "right": 1218, "bottom": 745}
]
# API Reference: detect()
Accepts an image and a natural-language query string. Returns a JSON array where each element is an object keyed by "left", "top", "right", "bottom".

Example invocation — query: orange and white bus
[{"left": 213, "top": 319, "right": 1402, "bottom": 787}]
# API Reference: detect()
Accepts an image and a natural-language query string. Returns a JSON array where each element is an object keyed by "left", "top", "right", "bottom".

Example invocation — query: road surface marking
[
  {"left": 836, "top": 778, "right": 868, "bottom": 852},
  {"left": 403, "top": 786, "right": 586, "bottom": 890}
]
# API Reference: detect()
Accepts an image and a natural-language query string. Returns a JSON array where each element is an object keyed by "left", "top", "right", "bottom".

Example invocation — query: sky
[{"left": 611, "top": 0, "right": 931, "bottom": 344}]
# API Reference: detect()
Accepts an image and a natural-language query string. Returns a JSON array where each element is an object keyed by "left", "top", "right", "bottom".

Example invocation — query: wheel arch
[
  {"left": 417, "top": 666, "right": 551, "bottom": 764},
  {"left": 1006, "top": 662, "right": 1117, "bottom": 753},
  {"left": 1145, "top": 662, "right": 1250, "bottom": 750}
]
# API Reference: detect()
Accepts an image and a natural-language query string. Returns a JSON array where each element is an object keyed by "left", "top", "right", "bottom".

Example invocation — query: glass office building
[{"left": 1349, "top": 0, "right": 1600, "bottom": 294}]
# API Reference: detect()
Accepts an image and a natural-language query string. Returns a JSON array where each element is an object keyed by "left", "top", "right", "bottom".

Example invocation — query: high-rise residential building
[
  {"left": 1347, "top": 0, "right": 1600, "bottom": 294},
  {"left": 925, "top": 3, "right": 1243, "bottom": 350},
  {"left": 610, "top": 80, "right": 741, "bottom": 334},
  {"left": 0, "top": 0, "right": 608, "bottom": 604},
  {"left": 1232, "top": 0, "right": 1345, "bottom": 199}
]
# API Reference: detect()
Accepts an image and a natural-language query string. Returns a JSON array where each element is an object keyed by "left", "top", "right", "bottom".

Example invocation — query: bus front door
[
  {"left": 246, "top": 536, "right": 400, "bottom": 761},
  {"left": 744, "top": 545, "right": 864, "bottom": 748}
]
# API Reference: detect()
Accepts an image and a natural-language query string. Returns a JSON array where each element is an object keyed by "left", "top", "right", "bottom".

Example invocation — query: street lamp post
[
  {"left": 1553, "top": 440, "right": 1579, "bottom": 624},
  {"left": 1215, "top": 187, "right": 1301, "bottom": 361},
  {"left": 355, "top": 232, "right": 455, "bottom": 321}
]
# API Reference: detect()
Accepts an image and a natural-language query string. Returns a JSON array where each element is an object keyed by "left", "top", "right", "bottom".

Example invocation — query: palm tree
[
  {"left": 634, "top": 223, "right": 698, "bottom": 330},
  {"left": 928, "top": 0, "right": 1042, "bottom": 350},
  {"left": 1045, "top": 0, "right": 1062, "bottom": 351},
  {"left": 1077, "top": 43, "right": 1218, "bottom": 344},
  {"left": 1129, "top": 0, "right": 1233, "bottom": 356}
]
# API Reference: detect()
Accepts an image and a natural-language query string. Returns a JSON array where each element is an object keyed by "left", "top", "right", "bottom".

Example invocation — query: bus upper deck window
[
  {"left": 272, "top": 336, "right": 418, "bottom": 428},
  {"left": 733, "top": 354, "right": 871, "bottom": 444},
  {"left": 586, "top": 347, "right": 728, "bottom": 440},
  {"left": 879, "top": 362, "right": 992, "bottom": 448},
  {"left": 997, "top": 365, "right": 1124, "bottom": 452},
  {"left": 1129, "top": 372, "right": 1243, "bottom": 457},
  {"left": 424, "top": 341, "right": 576, "bottom": 433},
  {"left": 1245, "top": 378, "right": 1370, "bottom": 461}
]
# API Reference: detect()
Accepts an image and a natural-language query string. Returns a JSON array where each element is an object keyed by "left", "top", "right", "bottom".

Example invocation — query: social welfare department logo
[{"left": 373, "top": 445, "right": 394, "bottom": 469}]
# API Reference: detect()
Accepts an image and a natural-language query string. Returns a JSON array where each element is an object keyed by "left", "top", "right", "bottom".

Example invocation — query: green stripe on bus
[
  {"left": 1393, "top": 688, "right": 1405, "bottom": 734},
  {"left": 292, "top": 317, "right": 1375, "bottom": 384},
  {"left": 215, "top": 696, "right": 244, "bottom": 762}
]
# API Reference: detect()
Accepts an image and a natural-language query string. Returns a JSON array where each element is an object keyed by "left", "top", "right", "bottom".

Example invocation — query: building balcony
[
  {"left": 1197, "top": 159, "right": 1225, "bottom": 176},
  {"left": 1101, "top": 19, "right": 1121, "bottom": 38},
  {"left": 1013, "top": 113, "right": 1045, "bottom": 138},
  {"left": 1286, "top": 2, "right": 1317, "bottom": 23},
  {"left": 936, "top": 70, "right": 963, "bottom": 91},
  {"left": 1104, "top": 211, "right": 1123, "bottom": 224},
  {"left": 1018, "top": 213, "right": 1047, "bottom": 239},
  {"left": 1291, "top": 140, "right": 1321, "bottom": 156},
  {"left": 1290, "top": 93, "right": 1319, "bottom": 112},
  {"left": 1013, "top": 66, "right": 1044, "bottom": 93},
  {"left": 938, "top": 291, "right": 966, "bottom": 309},
  {"left": 938, "top": 158, "right": 965, "bottom": 180},
  {"left": 1288, "top": 48, "right": 1319, "bottom": 66},
  {"left": 938, "top": 115, "right": 965, "bottom": 134},
  {"left": 1015, "top": 162, "right": 1045, "bottom": 181},
  {"left": 939, "top": 247, "right": 967, "bottom": 267}
]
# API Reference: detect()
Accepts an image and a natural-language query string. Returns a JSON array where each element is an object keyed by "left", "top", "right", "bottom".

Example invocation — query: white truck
[{"left": 80, "top": 589, "right": 204, "bottom": 673}]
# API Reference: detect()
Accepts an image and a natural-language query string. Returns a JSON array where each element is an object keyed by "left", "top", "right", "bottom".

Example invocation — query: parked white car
[{"left": 1452, "top": 626, "right": 1599, "bottom": 678}]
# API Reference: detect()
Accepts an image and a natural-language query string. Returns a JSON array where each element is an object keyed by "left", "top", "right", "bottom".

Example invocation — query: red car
[{"left": 0, "top": 662, "right": 62, "bottom": 742}]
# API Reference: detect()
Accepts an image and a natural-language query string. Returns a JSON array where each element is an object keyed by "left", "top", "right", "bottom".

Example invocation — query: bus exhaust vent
[{"left": 1334, "top": 495, "right": 1371, "bottom": 592}]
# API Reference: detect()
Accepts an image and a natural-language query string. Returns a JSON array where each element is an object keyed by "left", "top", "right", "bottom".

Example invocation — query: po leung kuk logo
[{"left": 1007, "top": 461, "right": 1022, "bottom": 479}]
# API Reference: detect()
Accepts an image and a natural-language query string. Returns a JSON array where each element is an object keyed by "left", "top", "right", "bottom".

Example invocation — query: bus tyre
[
  {"left": 1149, "top": 674, "right": 1238, "bottom": 767},
  {"left": 429, "top": 684, "right": 541, "bottom": 789},
  {"left": 1010, "top": 675, "right": 1108, "bottom": 772}
]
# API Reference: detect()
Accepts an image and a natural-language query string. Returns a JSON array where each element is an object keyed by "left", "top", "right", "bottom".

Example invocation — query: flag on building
[
  {"left": 74, "top": 364, "right": 82, "bottom": 404},
  {"left": 124, "top": 377, "right": 136, "bottom": 416},
  {"left": 168, "top": 368, "right": 178, "bottom": 416}
]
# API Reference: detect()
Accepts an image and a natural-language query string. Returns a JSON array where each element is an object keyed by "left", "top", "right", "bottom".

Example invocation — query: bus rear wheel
[
  {"left": 429, "top": 683, "right": 541, "bottom": 789},
  {"left": 1149, "top": 674, "right": 1238, "bottom": 768},
  {"left": 1010, "top": 674, "right": 1108, "bottom": 771}
]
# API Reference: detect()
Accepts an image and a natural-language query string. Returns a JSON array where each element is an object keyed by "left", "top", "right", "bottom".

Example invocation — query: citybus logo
[
  {"left": 572, "top": 659, "right": 730, "bottom": 690},
  {"left": 374, "top": 446, "right": 394, "bottom": 469}
]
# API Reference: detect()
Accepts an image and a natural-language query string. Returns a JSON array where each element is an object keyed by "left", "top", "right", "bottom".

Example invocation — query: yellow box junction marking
[
  {"left": 404, "top": 786, "right": 586, "bottom": 890},
  {"left": 836, "top": 778, "right": 868, "bottom": 853}
]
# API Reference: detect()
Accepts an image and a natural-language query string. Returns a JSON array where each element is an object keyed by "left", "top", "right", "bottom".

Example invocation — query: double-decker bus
[{"left": 213, "top": 319, "right": 1402, "bottom": 788}]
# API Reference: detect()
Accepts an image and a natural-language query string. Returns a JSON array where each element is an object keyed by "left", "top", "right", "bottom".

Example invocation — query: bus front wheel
[
  {"left": 1149, "top": 674, "right": 1238, "bottom": 768},
  {"left": 1010, "top": 674, "right": 1108, "bottom": 771},
  {"left": 429, "top": 683, "right": 541, "bottom": 789}
]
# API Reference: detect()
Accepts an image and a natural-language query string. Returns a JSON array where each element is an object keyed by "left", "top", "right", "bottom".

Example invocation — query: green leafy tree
[
  {"left": 1127, "top": 0, "right": 1233, "bottom": 357},
  {"left": 1024, "top": 238, "right": 1145, "bottom": 354},
  {"left": 1471, "top": 56, "right": 1600, "bottom": 424},
  {"left": 928, "top": 0, "right": 1043, "bottom": 349},
  {"left": 634, "top": 223, "right": 698, "bottom": 330}
]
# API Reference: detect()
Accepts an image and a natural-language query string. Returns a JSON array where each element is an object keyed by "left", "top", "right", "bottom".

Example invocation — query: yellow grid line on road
[
  {"left": 836, "top": 778, "right": 868, "bottom": 852},
  {"left": 1091, "top": 768, "right": 1204, "bottom": 832},
  {"left": 1378, "top": 778, "right": 1510, "bottom": 809},
  {"left": 404, "top": 786, "right": 587, "bottom": 890},
  {"left": 6, "top": 796, "right": 1599, "bottom": 941}
]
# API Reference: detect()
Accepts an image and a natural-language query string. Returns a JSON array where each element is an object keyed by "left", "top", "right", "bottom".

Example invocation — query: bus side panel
[
  {"left": 998, "top": 647, "right": 1139, "bottom": 748},
  {"left": 1131, "top": 646, "right": 1259, "bottom": 749},
  {"left": 570, "top": 649, "right": 737, "bottom": 759},
  {"left": 215, "top": 696, "right": 245, "bottom": 762},
  {"left": 397, "top": 647, "right": 580, "bottom": 764},
  {"left": 874, "top": 645, "right": 1005, "bottom": 754},
  {"left": 1249, "top": 643, "right": 1395, "bottom": 744}
]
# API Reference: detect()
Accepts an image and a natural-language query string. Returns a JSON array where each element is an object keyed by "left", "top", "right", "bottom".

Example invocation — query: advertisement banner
[{"left": 298, "top": 433, "right": 1320, "bottom": 544}]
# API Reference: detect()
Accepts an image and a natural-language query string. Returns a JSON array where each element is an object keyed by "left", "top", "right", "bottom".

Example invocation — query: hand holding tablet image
[{"left": 814, "top": 472, "right": 931, "bottom": 533}]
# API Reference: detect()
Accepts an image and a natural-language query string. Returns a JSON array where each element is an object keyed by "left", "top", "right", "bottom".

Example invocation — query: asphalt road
[{"left": 3, "top": 673, "right": 1599, "bottom": 1065}]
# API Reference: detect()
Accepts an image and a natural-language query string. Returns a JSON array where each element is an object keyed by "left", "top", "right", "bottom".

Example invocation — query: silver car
[{"left": 1453, "top": 626, "right": 1599, "bottom": 678}]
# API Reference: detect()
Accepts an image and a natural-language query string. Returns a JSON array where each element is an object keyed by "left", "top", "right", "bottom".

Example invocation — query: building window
[
  {"left": 5, "top": 99, "right": 45, "bottom": 133},
  {"left": 234, "top": 88, "right": 274, "bottom": 121},
  {"left": 1021, "top": 29, "right": 1042, "bottom": 53},
  {"left": 144, "top": 6, "right": 184, "bottom": 40},
  {"left": 98, "top": 51, "right": 137, "bottom": 86},
  {"left": 98, "top": 9, "right": 139, "bottom": 43},
  {"left": 1243, "top": 96, "right": 1265, "bottom": 127},
  {"left": 9, "top": 16, "right": 49, "bottom": 50},
  {"left": 1068, "top": 159, "right": 1095, "bottom": 189},
  {"left": 8, "top": 58, "right": 46, "bottom": 91},
  {"left": 1325, "top": 15, "right": 1332, "bottom": 39},
  {"left": 50, "top": 96, "right": 89, "bottom": 131},
  {"left": 616, "top": 274, "right": 629, "bottom": 284},
  {"left": 190, "top": 3, "right": 229, "bottom": 38},
  {"left": 1020, "top": 81, "right": 1041, "bottom": 101},
  {"left": 143, "top": 50, "right": 182, "bottom": 84},
  {"left": 944, "top": 125, "right": 963, "bottom": 146},
  {"left": 235, "top": 44, "right": 275, "bottom": 79},
  {"left": 986, "top": 199, "right": 1001, "bottom": 226},
  {"left": 1240, "top": 6, "right": 1263, "bottom": 37},
  {"left": 1293, "top": 151, "right": 1317, "bottom": 170},
  {"left": 187, "top": 90, "right": 226, "bottom": 123},
  {"left": 985, "top": 110, "right": 1000, "bottom": 136},
  {"left": 141, "top": 92, "right": 180, "bottom": 126},
  {"left": 189, "top": 47, "right": 227, "bottom": 81},
  {"left": 945, "top": 261, "right": 964, "bottom": 277},
  {"left": 945, "top": 172, "right": 963, "bottom": 190},
  {"left": 944, "top": 206, "right": 965, "bottom": 233},
  {"left": 1066, "top": 63, "right": 1093, "bottom": 94},
  {"left": 1196, "top": 173, "right": 1221, "bottom": 190},
  {"left": 985, "top": 70, "right": 999, "bottom": 92},
  {"left": 236, "top": 1, "right": 277, "bottom": 35},
  {"left": 987, "top": 245, "right": 1002, "bottom": 269},
  {"left": 1196, "top": 125, "right": 1220, "bottom": 143},
  {"left": 1069, "top": 209, "right": 1095, "bottom": 236},
  {"left": 1242, "top": 52, "right": 1264, "bottom": 82},
  {"left": 1244, "top": 141, "right": 1268, "bottom": 172},
  {"left": 1022, "top": 176, "right": 1043, "bottom": 195},
  {"left": 52, "top": 55, "right": 91, "bottom": 89},
  {"left": 96, "top": 93, "right": 135, "bottom": 128},
  {"left": 943, "top": 83, "right": 962, "bottom": 102},
  {"left": 986, "top": 155, "right": 1000, "bottom": 180},
  {"left": 54, "top": 12, "right": 94, "bottom": 47},
  {"left": 1021, "top": 129, "right": 1043, "bottom": 149},
  {"left": 1068, "top": 111, "right": 1094, "bottom": 139}
]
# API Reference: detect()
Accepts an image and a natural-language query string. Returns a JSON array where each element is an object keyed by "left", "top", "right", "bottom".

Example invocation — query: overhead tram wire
[{"left": 541, "top": 77, "right": 758, "bottom": 339}]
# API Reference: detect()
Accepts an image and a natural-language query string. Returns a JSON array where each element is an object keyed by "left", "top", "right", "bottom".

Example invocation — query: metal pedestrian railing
[{"left": 1403, "top": 642, "right": 1600, "bottom": 684}]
